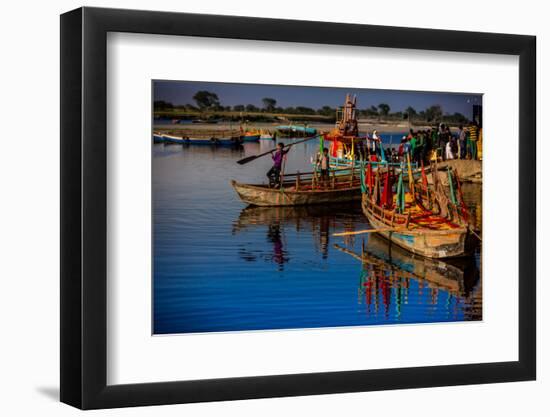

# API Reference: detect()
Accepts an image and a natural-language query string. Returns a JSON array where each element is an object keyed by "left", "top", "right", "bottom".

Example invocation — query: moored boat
[
  {"left": 362, "top": 194, "right": 468, "bottom": 258},
  {"left": 355, "top": 159, "right": 469, "bottom": 258},
  {"left": 161, "top": 133, "right": 242, "bottom": 146},
  {"left": 161, "top": 133, "right": 186, "bottom": 144},
  {"left": 242, "top": 131, "right": 261, "bottom": 142},
  {"left": 275, "top": 125, "right": 317, "bottom": 137},
  {"left": 153, "top": 132, "right": 165, "bottom": 143}
]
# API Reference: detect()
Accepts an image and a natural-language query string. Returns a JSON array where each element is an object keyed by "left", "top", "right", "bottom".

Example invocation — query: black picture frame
[{"left": 60, "top": 6, "right": 536, "bottom": 410}]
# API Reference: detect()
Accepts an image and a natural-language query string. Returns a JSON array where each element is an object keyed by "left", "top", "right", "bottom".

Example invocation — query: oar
[
  {"left": 332, "top": 227, "right": 405, "bottom": 237},
  {"left": 236, "top": 134, "right": 321, "bottom": 165}
]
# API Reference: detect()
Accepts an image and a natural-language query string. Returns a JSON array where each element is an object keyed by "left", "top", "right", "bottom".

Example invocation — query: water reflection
[
  {"left": 232, "top": 204, "right": 365, "bottom": 265},
  {"left": 232, "top": 204, "right": 481, "bottom": 322},
  {"left": 335, "top": 233, "right": 481, "bottom": 321}
]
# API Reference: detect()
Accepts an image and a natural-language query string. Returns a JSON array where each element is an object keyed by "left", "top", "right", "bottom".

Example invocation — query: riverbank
[{"left": 153, "top": 120, "right": 455, "bottom": 135}]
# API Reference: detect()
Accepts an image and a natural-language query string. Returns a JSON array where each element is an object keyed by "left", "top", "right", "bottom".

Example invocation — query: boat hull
[
  {"left": 242, "top": 134, "right": 260, "bottom": 142},
  {"left": 162, "top": 134, "right": 241, "bottom": 146},
  {"left": 361, "top": 195, "right": 467, "bottom": 258},
  {"left": 161, "top": 134, "right": 187, "bottom": 144},
  {"left": 231, "top": 180, "right": 361, "bottom": 206}
]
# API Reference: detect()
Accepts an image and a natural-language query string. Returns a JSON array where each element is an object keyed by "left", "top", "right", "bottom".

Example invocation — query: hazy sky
[{"left": 154, "top": 80, "right": 482, "bottom": 116}]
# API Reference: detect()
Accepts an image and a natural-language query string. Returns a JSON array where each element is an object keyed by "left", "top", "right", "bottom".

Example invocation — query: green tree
[
  {"left": 245, "top": 104, "right": 259, "bottom": 112},
  {"left": 153, "top": 100, "right": 173, "bottom": 110},
  {"left": 262, "top": 97, "right": 277, "bottom": 112},
  {"left": 318, "top": 106, "right": 335, "bottom": 117},
  {"left": 378, "top": 103, "right": 391, "bottom": 117},
  {"left": 233, "top": 104, "right": 245, "bottom": 112},
  {"left": 364, "top": 105, "right": 378, "bottom": 117},
  {"left": 193, "top": 90, "right": 220, "bottom": 110},
  {"left": 425, "top": 105, "right": 443, "bottom": 122},
  {"left": 405, "top": 106, "right": 417, "bottom": 120},
  {"left": 295, "top": 106, "right": 316, "bottom": 115}
]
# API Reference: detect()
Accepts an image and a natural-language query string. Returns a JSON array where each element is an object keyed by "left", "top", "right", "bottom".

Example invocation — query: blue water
[{"left": 153, "top": 139, "right": 481, "bottom": 334}]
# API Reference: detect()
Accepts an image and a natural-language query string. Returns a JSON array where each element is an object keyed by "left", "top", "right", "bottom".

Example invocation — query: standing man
[
  {"left": 458, "top": 125, "right": 467, "bottom": 159},
  {"left": 438, "top": 123, "right": 447, "bottom": 161},
  {"left": 267, "top": 142, "right": 289, "bottom": 188},
  {"left": 468, "top": 121, "right": 479, "bottom": 160},
  {"left": 316, "top": 147, "right": 330, "bottom": 187}
]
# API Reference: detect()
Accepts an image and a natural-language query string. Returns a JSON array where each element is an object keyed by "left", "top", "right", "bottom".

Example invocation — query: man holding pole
[{"left": 267, "top": 142, "right": 289, "bottom": 188}]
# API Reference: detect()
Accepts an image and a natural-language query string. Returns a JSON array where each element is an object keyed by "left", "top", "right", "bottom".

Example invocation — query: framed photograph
[{"left": 60, "top": 7, "right": 536, "bottom": 409}]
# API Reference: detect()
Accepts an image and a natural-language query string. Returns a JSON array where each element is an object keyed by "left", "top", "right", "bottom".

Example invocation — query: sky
[{"left": 154, "top": 80, "right": 482, "bottom": 117}]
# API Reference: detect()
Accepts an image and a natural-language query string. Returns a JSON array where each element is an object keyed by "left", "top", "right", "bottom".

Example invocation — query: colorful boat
[
  {"left": 362, "top": 195, "right": 468, "bottom": 258},
  {"left": 242, "top": 131, "right": 261, "bottom": 142},
  {"left": 358, "top": 161, "right": 469, "bottom": 258},
  {"left": 231, "top": 169, "right": 362, "bottom": 206}
]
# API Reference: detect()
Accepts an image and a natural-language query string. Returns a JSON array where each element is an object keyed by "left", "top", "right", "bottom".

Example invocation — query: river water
[{"left": 153, "top": 138, "right": 482, "bottom": 334}]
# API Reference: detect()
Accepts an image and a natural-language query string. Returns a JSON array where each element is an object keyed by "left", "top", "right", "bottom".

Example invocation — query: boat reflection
[
  {"left": 335, "top": 233, "right": 481, "bottom": 321},
  {"left": 232, "top": 204, "right": 366, "bottom": 268}
]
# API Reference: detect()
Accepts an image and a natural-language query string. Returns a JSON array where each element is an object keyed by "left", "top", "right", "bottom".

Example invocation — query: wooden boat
[
  {"left": 360, "top": 173, "right": 468, "bottom": 258},
  {"left": 242, "top": 130, "right": 261, "bottom": 142},
  {"left": 161, "top": 133, "right": 242, "bottom": 146},
  {"left": 161, "top": 133, "right": 186, "bottom": 144},
  {"left": 187, "top": 136, "right": 242, "bottom": 146},
  {"left": 153, "top": 133, "right": 165, "bottom": 143},
  {"left": 231, "top": 170, "right": 362, "bottom": 206},
  {"left": 275, "top": 125, "right": 317, "bottom": 137}
]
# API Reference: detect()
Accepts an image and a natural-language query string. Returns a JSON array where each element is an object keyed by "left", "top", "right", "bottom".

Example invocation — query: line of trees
[{"left": 154, "top": 92, "right": 470, "bottom": 124}]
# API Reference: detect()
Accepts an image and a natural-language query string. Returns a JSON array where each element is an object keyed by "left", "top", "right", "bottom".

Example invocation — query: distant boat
[
  {"left": 275, "top": 125, "right": 317, "bottom": 137},
  {"left": 161, "top": 133, "right": 242, "bottom": 146},
  {"left": 242, "top": 131, "right": 261, "bottom": 142}
]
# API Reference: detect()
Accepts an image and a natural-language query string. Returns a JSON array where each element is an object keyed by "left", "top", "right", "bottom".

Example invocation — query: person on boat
[
  {"left": 410, "top": 132, "right": 418, "bottom": 163},
  {"left": 445, "top": 138, "right": 454, "bottom": 160},
  {"left": 468, "top": 121, "right": 479, "bottom": 160},
  {"left": 371, "top": 130, "right": 381, "bottom": 156},
  {"left": 267, "top": 142, "right": 289, "bottom": 188},
  {"left": 398, "top": 136, "right": 406, "bottom": 161},
  {"left": 402, "top": 137, "right": 411, "bottom": 160},
  {"left": 458, "top": 125, "right": 467, "bottom": 159},
  {"left": 437, "top": 124, "right": 448, "bottom": 160},
  {"left": 316, "top": 147, "right": 330, "bottom": 187}
]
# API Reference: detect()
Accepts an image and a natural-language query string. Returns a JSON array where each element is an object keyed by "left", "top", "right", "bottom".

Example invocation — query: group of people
[
  {"left": 266, "top": 121, "right": 481, "bottom": 187},
  {"left": 378, "top": 122, "right": 482, "bottom": 165}
]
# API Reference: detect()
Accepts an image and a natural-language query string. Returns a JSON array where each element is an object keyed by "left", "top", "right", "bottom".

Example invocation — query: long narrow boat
[
  {"left": 161, "top": 133, "right": 242, "bottom": 146},
  {"left": 161, "top": 133, "right": 187, "bottom": 144},
  {"left": 231, "top": 170, "right": 362, "bottom": 206},
  {"left": 153, "top": 133, "right": 165, "bottom": 143}
]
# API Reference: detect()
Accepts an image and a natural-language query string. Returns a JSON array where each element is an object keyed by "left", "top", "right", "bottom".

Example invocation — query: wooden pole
[{"left": 333, "top": 227, "right": 405, "bottom": 237}]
